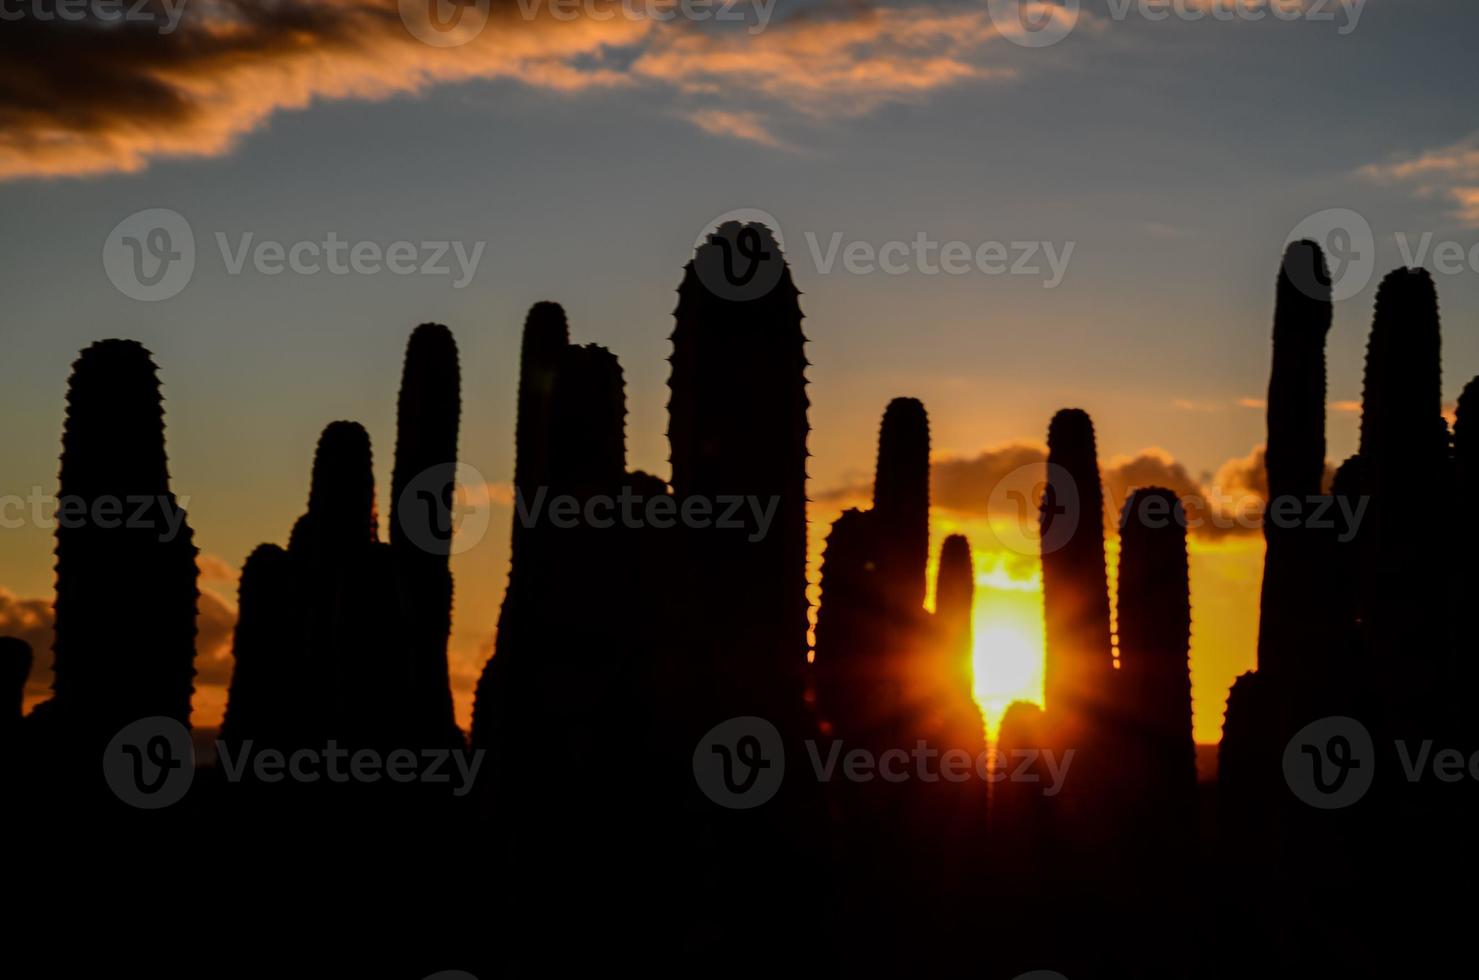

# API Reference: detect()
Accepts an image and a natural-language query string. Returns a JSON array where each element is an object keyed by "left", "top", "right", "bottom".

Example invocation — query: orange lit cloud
[
  {"left": 814, "top": 439, "right": 1338, "bottom": 542},
  {"left": 1361, "top": 133, "right": 1479, "bottom": 227},
  {"left": 0, "top": 0, "right": 1050, "bottom": 178}
]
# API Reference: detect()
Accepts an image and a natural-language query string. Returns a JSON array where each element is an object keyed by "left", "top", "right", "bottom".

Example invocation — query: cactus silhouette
[
  {"left": 873, "top": 397, "right": 931, "bottom": 613},
  {"left": 814, "top": 507, "right": 886, "bottom": 739},
  {"left": 219, "top": 544, "right": 302, "bottom": 747},
  {"left": 667, "top": 221, "right": 809, "bottom": 723},
  {"left": 990, "top": 700, "right": 1050, "bottom": 868},
  {"left": 1040, "top": 408, "right": 1113, "bottom": 732},
  {"left": 473, "top": 303, "right": 571, "bottom": 750},
  {"left": 472, "top": 314, "right": 633, "bottom": 819},
  {"left": 814, "top": 398, "right": 934, "bottom": 743},
  {"left": 1257, "top": 240, "right": 1333, "bottom": 680},
  {"left": 1116, "top": 488, "right": 1196, "bottom": 836},
  {"left": 222, "top": 318, "right": 469, "bottom": 755},
  {"left": 934, "top": 533, "right": 974, "bottom": 677},
  {"left": 51, "top": 340, "right": 199, "bottom": 740},
  {"left": 1357, "top": 268, "right": 1446, "bottom": 731},
  {"left": 389, "top": 322, "right": 462, "bottom": 746},
  {"left": 2, "top": 636, "right": 31, "bottom": 728}
]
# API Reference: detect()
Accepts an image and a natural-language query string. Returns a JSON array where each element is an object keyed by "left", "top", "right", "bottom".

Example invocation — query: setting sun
[{"left": 971, "top": 603, "right": 1046, "bottom": 738}]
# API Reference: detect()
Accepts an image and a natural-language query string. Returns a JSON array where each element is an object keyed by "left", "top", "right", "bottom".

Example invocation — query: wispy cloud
[
  {"left": 684, "top": 109, "right": 789, "bottom": 149},
  {"left": 1361, "top": 133, "right": 1479, "bottom": 227},
  {"left": 0, "top": 0, "right": 1047, "bottom": 180}
]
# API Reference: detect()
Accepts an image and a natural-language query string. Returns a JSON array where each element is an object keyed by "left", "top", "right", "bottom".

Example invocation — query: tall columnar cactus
[
  {"left": 1217, "top": 669, "right": 1273, "bottom": 845},
  {"left": 1040, "top": 408, "right": 1113, "bottom": 733},
  {"left": 473, "top": 303, "right": 573, "bottom": 750},
  {"left": 511, "top": 302, "right": 570, "bottom": 552},
  {"left": 287, "top": 421, "right": 385, "bottom": 743},
  {"left": 990, "top": 700, "right": 1049, "bottom": 867},
  {"left": 288, "top": 420, "right": 379, "bottom": 560},
  {"left": 1451, "top": 378, "right": 1479, "bottom": 722},
  {"left": 1357, "top": 268, "right": 1446, "bottom": 722},
  {"left": 389, "top": 322, "right": 462, "bottom": 745},
  {"left": 934, "top": 533, "right": 975, "bottom": 676},
  {"left": 2, "top": 636, "right": 31, "bottom": 727},
  {"left": 1456, "top": 377, "right": 1479, "bottom": 501},
  {"left": 472, "top": 319, "right": 633, "bottom": 775},
  {"left": 814, "top": 508, "right": 885, "bottom": 740},
  {"left": 219, "top": 544, "right": 301, "bottom": 747},
  {"left": 667, "top": 221, "right": 809, "bottom": 722},
  {"left": 548, "top": 343, "right": 627, "bottom": 497},
  {"left": 1257, "top": 240, "right": 1333, "bottom": 680},
  {"left": 52, "top": 340, "right": 199, "bottom": 738},
  {"left": 1116, "top": 488, "right": 1196, "bottom": 827},
  {"left": 873, "top": 397, "right": 931, "bottom": 614}
]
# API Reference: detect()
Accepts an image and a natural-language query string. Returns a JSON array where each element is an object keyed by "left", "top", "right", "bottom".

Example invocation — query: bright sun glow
[
  {"left": 922, "top": 519, "right": 1048, "bottom": 740},
  {"left": 971, "top": 608, "right": 1045, "bottom": 737}
]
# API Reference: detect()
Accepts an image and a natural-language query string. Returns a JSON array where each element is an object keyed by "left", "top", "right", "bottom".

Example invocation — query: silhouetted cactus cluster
[
  {"left": 1221, "top": 248, "right": 1479, "bottom": 854},
  {"left": 470, "top": 303, "right": 658, "bottom": 813},
  {"left": 815, "top": 397, "right": 934, "bottom": 746},
  {"left": 222, "top": 324, "right": 462, "bottom": 753}
]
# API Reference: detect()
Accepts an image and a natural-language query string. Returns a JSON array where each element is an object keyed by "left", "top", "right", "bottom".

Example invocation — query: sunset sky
[{"left": 3, "top": 0, "right": 1478, "bottom": 743}]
